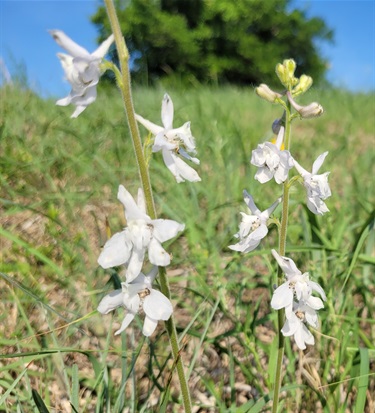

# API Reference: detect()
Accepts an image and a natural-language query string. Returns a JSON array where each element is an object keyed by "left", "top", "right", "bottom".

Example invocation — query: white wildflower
[
  {"left": 229, "top": 191, "right": 281, "bottom": 253},
  {"left": 98, "top": 185, "right": 184, "bottom": 282},
  {"left": 250, "top": 126, "right": 294, "bottom": 184},
  {"left": 98, "top": 267, "right": 173, "bottom": 336},
  {"left": 135, "top": 94, "right": 201, "bottom": 183},
  {"left": 294, "top": 152, "right": 331, "bottom": 215},
  {"left": 49, "top": 29, "right": 114, "bottom": 118}
]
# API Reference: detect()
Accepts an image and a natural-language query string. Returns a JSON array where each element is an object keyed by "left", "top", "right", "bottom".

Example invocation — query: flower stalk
[
  {"left": 271, "top": 99, "right": 292, "bottom": 413},
  {"left": 103, "top": 0, "right": 192, "bottom": 410}
]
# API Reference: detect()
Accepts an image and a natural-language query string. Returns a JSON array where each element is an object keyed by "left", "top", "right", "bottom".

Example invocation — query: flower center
[{"left": 295, "top": 310, "right": 305, "bottom": 321}]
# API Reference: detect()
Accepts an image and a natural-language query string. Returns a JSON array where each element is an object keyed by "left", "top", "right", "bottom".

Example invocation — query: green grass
[{"left": 0, "top": 83, "right": 374, "bottom": 412}]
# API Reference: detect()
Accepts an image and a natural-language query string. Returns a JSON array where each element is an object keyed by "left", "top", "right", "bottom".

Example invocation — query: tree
[{"left": 91, "top": 0, "right": 333, "bottom": 86}]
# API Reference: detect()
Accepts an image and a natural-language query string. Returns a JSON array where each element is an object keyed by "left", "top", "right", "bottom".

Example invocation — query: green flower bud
[
  {"left": 292, "top": 75, "right": 313, "bottom": 96},
  {"left": 256, "top": 83, "right": 282, "bottom": 103},
  {"left": 276, "top": 59, "right": 298, "bottom": 89}
]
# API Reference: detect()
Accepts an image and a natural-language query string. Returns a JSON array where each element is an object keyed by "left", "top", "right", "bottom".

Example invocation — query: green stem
[
  {"left": 103, "top": 1, "right": 192, "bottom": 411},
  {"left": 272, "top": 100, "right": 292, "bottom": 413}
]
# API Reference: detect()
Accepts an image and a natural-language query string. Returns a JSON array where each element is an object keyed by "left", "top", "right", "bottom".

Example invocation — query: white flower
[
  {"left": 294, "top": 152, "right": 331, "bottom": 215},
  {"left": 97, "top": 267, "right": 173, "bottom": 336},
  {"left": 250, "top": 126, "right": 294, "bottom": 184},
  {"left": 281, "top": 301, "right": 318, "bottom": 350},
  {"left": 229, "top": 191, "right": 281, "bottom": 253},
  {"left": 135, "top": 94, "right": 201, "bottom": 183},
  {"left": 271, "top": 249, "right": 326, "bottom": 316},
  {"left": 49, "top": 29, "right": 114, "bottom": 118},
  {"left": 98, "top": 185, "right": 184, "bottom": 282}
]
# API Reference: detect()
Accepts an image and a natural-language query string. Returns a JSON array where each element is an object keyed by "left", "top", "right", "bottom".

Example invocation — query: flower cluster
[
  {"left": 96, "top": 184, "right": 184, "bottom": 335},
  {"left": 50, "top": 32, "right": 202, "bottom": 336},
  {"left": 230, "top": 59, "right": 330, "bottom": 350},
  {"left": 49, "top": 30, "right": 114, "bottom": 118},
  {"left": 271, "top": 250, "right": 326, "bottom": 349}
]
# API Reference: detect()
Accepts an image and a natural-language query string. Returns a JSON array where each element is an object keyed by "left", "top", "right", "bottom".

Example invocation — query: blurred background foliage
[{"left": 92, "top": 0, "right": 333, "bottom": 86}]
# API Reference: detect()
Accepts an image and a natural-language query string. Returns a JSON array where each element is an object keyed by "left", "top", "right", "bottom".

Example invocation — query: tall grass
[{"left": 0, "top": 83, "right": 374, "bottom": 412}]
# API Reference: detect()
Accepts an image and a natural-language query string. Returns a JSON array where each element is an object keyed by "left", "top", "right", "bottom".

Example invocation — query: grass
[{"left": 0, "top": 82, "right": 374, "bottom": 412}]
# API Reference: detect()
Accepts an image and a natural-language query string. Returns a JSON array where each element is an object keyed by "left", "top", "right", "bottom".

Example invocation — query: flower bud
[
  {"left": 298, "top": 102, "right": 324, "bottom": 118},
  {"left": 276, "top": 59, "right": 298, "bottom": 89},
  {"left": 292, "top": 75, "right": 313, "bottom": 96},
  {"left": 272, "top": 117, "right": 283, "bottom": 134},
  {"left": 255, "top": 83, "right": 282, "bottom": 103},
  {"left": 287, "top": 92, "right": 324, "bottom": 119}
]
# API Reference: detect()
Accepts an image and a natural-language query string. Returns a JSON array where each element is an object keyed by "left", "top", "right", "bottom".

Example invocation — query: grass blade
[{"left": 31, "top": 389, "right": 50, "bottom": 413}]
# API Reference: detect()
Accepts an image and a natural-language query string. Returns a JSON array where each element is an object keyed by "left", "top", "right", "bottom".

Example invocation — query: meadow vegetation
[{"left": 0, "top": 82, "right": 374, "bottom": 412}]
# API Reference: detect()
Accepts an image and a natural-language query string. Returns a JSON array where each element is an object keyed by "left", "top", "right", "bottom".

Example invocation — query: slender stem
[
  {"left": 272, "top": 100, "right": 292, "bottom": 413},
  {"left": 103, "top": 1, "right": 192, "bottom": 411}
]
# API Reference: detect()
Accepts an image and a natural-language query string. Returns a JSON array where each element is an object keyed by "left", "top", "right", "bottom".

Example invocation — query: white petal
[
  {"left": 69, "top": 82, "right": 97, "bottom": 101},
  {"left": 152, "top": 219, "right": 185, "bottom": 243},
  {"left": 97, "top": 289, "right": 123, "bottom": 314},
  {"left": 304, "top": 306, "right": 319, "bottom": 327},
  {"left": 254, "top": 167, "right": 274, "bottom": 183},
  {"left": 135, "top": 113, "right": 164, "bottom": 136},
  {"left": 98, "top": 231, "right": 132, "bottom": 268},
  {"left": 271, "top": 250, "right": 302, "bottom": 277},
  {"left": 281, "top": 316, "right": 298, "bottom": 336},
  {"left": 161, "top": 93, "right": 174, "bottom": 130},
  {"left": 262, "top": 197, "right": 282, "bottom": 219},
  {"left": 137, "top": 188, "right": 147, "bottom": 214},
  {"left": 162, "top": 150, "right": 201, "bottom": 183},
  {"left": 172, "top": 122, "right": 196, "bottom": 152},
  {"left": 271, "top": 283, "right": 294, "bottom": 310},
  {"left": 126, "top": 249, "right": 145, "bottom": 282},
  {"left": 148, "top": 238, "right": 171, "bottom": 266},
  {"left": 153, "top": 132, "right": 176, "bottom": 152},
  {"left": 306, "top": 195, "right": 329, "bottom": 215},
  {"left": 294, "top": 324, "right": 314, "bottom": 350},
  {"left": 243, "top": 191, "right": 261, "bottom": 215},
  {"left": 275, "top": 126, "right": 285, "bottom": 149},
  {"left": 91, "top": 34, "right": 115, "bottom": 59},
  {"left": 56, "top": 96, "right": 71, "bottom": 107},
  {"left": 49, "top": 29, "right": 90, "bottom": 57},
  {"left": 228, "top": 237, "right": 260, "bottom": 253},
  {"left": 305, "top": 295, "right": 324, "bottom": 311},
  {"left": 309, "top": 281, "right": 327, "bottom": 301},
  {"left": 70, "top": 105, "right": 86, "bottom": 118},
  {"left": 117, "top": 185, "right": 149, "bottom": 221},
  {"left": 293, "top": 158, "right": 309, "bottom": 179},
  {"left": 250, "top": 224, "right": 268, "bottom": 240},
  {"left": 143, "top": 290, "right": 173, "bottom": 320},
  {"left": 124, "top": 293, "right": 141, "bottom": 313},
  {"left": 115, "top": 313, "right": 135, "bottom": 335},
  {"left": 312, "top": 152, "right": 328, "bottom": 175},
  {"left": 250, "top": 146, "right": 266, "bottom": 167},
  {"left": 142, "top": 316, "right": 158, "bottom": 337}
]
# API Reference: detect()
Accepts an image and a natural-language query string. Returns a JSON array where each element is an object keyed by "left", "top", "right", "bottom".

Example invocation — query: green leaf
[
  {"left": 354, "top": 348, "right": 369, "bottom": 413},
  {"left": 32, "top": 389, "right": 50, "bottom": 413}
]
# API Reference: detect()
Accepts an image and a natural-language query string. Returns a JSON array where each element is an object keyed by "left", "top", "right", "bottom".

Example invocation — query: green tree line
[{"left": 92, "top": 0, "right": 333, "bottom": 86}]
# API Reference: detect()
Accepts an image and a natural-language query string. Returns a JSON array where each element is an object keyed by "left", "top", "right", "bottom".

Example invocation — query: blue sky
[{"left": 0, "top": 0, "right": 374, "bottom": 97}]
